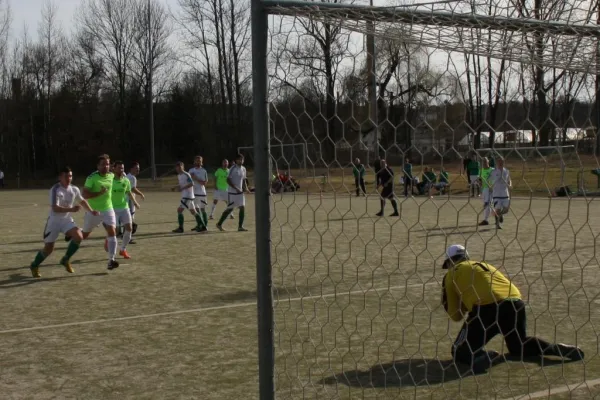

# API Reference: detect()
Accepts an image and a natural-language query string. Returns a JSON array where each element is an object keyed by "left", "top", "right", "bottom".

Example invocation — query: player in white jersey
[
  {"left": 125, "top": 162, "right": 145, "bottom": 242},
  {"left": 489, "top": 158, "right": 512, "bottom": 230},
  {"left": 188, "top": 155, "right": 209, "bottom": 232},
  {"left": 29, "top": 167, "right": 99, "bottom": 278},
  {"left": 216, "top": 154, "right": 250, "bottom": 232},
  {"left": 171, "top": 161, "right": 205, "bottom": 233}
]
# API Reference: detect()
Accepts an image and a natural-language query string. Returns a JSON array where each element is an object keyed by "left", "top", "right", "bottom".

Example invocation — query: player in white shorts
[
  {"left": 29, "top": 166, "right": 99, "bottom": 278},
  {"left": 210, "top": 159, "right": 235, "bottom": 220},
  {"left": 125, "top": 162, "right": 145, "bottom": 242},
  {"left": 171, "top": 161, "right": 206, "bottom": 233},
  {"left": 216, "top": 154, "right": 250, "bottom": 232},
  {"left": 189, "top": 155, "right": 209, "bottom": 232},
  {"left": 82, "top": 154, "right": 120, "bottom": 270},
  {"left": 489, "top": 157, "right": 512, "bottom": 230}
]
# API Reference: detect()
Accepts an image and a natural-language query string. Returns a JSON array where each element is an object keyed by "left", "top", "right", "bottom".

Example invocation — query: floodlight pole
[
  {"left": 148, "top": 0, "right": 156, "bottom": 181},
  {"left": 366, "top": 0, "right": 378, "bottom": 164},
  {"left": 252, "top": 0, "right": 275, "bottom": 399}
]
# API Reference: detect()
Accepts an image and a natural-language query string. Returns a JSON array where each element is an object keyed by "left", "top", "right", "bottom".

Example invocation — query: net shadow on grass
[{"left": 319, "top": 356, "right": 573, "bottom": 388}]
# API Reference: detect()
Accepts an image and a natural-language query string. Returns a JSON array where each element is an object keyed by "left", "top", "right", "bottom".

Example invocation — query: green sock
[
  {"left": 31, "top": 251, "right": 47, "bottom": 268},
  {"left": 217, "top": 208, "right": 233, "bottom": 225},
  {"left": 63, "top": 240, "right": 81, "bottom": 261},
  {"left": 201, "top": 210, "right": 208, "bottom": 227},
  {"left": 239, "top": 207, "right": 245, "bottom": 228},
  {"left": 195, "top": 213, "right": 204, "bottom": 228},
  {"left": 178, "top": 213, "right": 184, "bottom": 228}
]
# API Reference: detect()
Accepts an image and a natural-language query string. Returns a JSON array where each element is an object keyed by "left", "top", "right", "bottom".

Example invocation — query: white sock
[
  {"left": 107, "top": 236, "right": 118, "bottom": 261},
  {"left": 210, "top": 203, "right": 216, "bottom": 216},
  {"left": 122, "top": 231, "right": 131, "bottom": 250},
  {"left": 483, "top": 204, "right": 491, "bottom": 221}
]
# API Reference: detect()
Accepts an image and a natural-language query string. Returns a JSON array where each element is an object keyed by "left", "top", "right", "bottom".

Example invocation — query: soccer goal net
[{"left": 252, "top": 1, "right": 600, "bottom": 398}]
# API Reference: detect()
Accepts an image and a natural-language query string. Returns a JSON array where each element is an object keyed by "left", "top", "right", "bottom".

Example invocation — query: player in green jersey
[
  {"left": 82, "top": 154, "right": 119, "bottom": 270},
  {"left": 209, "top": 159, "right": 235, "bottom": 220},
  {"left": 467, "top": 156, "right": 481, "bottom": 197},
  {"left": 478, "top": 157, "right": 494, "bottom": 226},
  {"left": 111, "top": 161, "right": 140, "bottom": 259}
]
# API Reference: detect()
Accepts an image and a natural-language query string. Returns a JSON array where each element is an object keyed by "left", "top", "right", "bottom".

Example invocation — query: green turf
[{"left": 0, "top": 189, "right": 598, "bottom": 399}]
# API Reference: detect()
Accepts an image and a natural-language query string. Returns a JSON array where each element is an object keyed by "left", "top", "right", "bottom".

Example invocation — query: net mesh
[{"left": 260, "top": 0, "right": 600, "bottom": 398}]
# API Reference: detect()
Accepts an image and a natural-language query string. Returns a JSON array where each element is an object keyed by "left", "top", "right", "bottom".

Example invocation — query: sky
[{"left": 10, "top": 0, "right": 80, "bottom": 38}]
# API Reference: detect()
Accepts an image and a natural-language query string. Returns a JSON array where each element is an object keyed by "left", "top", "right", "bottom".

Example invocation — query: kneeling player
[
  {"left": 217, "top": 154, "right": 250, "bottom": 231},
  {"left": 172, "top": 161, "right": 205, "bottom": 233},
  {"left": 29, "top": 167, "right": 99, "bottom": 278},
  {"left": 489, "top": 158, "right": 511, "bottom": 229},
  {"left": 111, "top": 161, "right": 140, "bottom": 259},
  {"left": 442, "top": 244, "right": 584, "bottom": 373}
]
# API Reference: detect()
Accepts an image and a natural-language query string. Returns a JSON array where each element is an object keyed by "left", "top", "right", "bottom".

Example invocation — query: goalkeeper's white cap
[{"left": 443, "top": 244, "right": 469, "bottom": 269}]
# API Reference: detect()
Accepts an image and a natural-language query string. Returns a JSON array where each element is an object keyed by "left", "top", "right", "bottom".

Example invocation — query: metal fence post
[{"left": 252, "top": 0, "right": 275, "bottom": 399}]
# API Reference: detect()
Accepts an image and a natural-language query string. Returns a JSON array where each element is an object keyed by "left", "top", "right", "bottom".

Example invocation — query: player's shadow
[
  {"left": 0, "top": 272, "right": 108, "bottom": 289},
  {"left": 0, "top": 259, "right": 106, "bottom": 273},
  {"left": 319, "top": 358, "right": 475, "bottom": 388},
  {"left": 320, "top": 355, "right": 573, "bottom": 388}
]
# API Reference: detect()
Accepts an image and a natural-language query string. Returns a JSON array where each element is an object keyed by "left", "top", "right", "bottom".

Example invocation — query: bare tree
[
  {"left": 0, "top": 0, "right": 10, "bottom": 98},
  {"left": 77, "top": 0, "right": 137, "bottom": 141}
]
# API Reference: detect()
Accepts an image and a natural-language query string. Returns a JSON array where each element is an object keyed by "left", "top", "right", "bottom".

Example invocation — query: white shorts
[
  {"left": 214, "top": 190, "right": 228, "bottom": 202},
  {"left": 83, "top": 210, "right": 117, "bottom": 233},
  {"left": 227, "top": 192, "right": 245, "bottom": 208},
  {"left": 179, "top": 197, "right": 195, "bottom": 210},
  {"left": 470, "top": 175, "right": 479, "bottom": 185},
  {"left": 194, "top": 195, "right": 208, "bottom": 209},
  {"left": 493, "top": 197, "right": 510, "bottom": 211},
  {"left": 482, "top": 188, "right": 491, "bottom": 204},
  {"left": 115, "top": 208, "right": 132, "bottom": 226},
  {"left": 43, "top": 217, "right": 78, "bottom": 244}
]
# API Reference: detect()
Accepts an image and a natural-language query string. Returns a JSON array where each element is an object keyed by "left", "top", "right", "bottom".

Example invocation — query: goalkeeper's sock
[
  {"left": 238, "top": 207, "right": 245, "bottom": 229},
  {"left": 217, "top": 208, "right": 233, "bottom": 225},
  {"left": 380, "top": 200, "right": 385, "bottom": 213},
  {"left": 63, "top": 240, "right": 81, "bottom": 260},
  {"left": 178, "top": 213, "right": 184, "bottom": 229},
  {"left": 31, "top": 251, "right": 47, "bottom": 268},
  {"left": 201, "top": 209, "right": 208, "bottom": 227},
  {"left": 194, "top": 213, "right": 205, "bottom": 228}
]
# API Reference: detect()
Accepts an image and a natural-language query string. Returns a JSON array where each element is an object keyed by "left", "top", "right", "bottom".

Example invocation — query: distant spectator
[
  {"left": 434, "top": 168, "right": 450, "bottom": 194},
  {"left": 403, "top": 158, "right": 414, "bottom": 197},
  {"left": 418, "top": 166, "right": 437, "bottom": 195},
  {"left": 467, "top": 155, "right": 481, "bottom": 197},
  {"left": 0, "top": 169, "right": 4, "bottom": 188},
  {"left": 352, "top": 158, "right": 366, "bottom": 196}
]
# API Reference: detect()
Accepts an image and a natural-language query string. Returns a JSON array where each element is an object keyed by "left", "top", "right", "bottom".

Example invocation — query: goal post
[{"left": 252, "top": 1, "right": 600, "bottom": 399}]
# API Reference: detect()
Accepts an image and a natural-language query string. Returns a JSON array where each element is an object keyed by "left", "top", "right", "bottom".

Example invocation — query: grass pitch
[{"left": 0, "top": 188, "right": 599, "bottom": 399}]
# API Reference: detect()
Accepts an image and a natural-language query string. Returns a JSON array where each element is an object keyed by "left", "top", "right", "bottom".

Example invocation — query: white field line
[
  {"left": 0, "top": 266, "right": 581, "bottom": 335},
  {"left": 500, "top": 377, "right": 600, "bottom": 400}
]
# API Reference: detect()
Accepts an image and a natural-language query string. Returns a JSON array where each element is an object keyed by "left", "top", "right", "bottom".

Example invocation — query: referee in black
[
  {"left": 376, "top": 159, "right": 399, "bottom": 217},
  {"left": 442, "top": 244, "right": 584, "bottom": 373}
]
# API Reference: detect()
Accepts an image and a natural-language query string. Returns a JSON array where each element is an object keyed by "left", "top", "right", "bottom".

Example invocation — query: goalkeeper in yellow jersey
[{"left": 442, "top": 244, "right": 584, "bottom": 373}]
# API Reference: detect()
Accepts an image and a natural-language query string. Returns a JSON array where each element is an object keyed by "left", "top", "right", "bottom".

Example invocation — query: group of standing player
[
  {"left": 29, "top": 155, "right": 145, "bottom": 277},
  {"left": 170, "top": 154, "right": 250, "bottom": 233},
  {"left": 29, "top": 153, "right": 250, "bottom": 278}
]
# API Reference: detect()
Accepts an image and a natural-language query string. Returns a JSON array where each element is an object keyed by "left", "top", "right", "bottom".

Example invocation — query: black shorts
[{"left": 381, "top": 187, "right": 394, "bottom": 199}]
